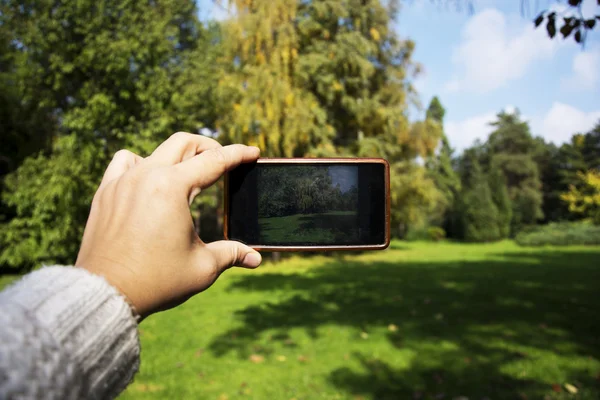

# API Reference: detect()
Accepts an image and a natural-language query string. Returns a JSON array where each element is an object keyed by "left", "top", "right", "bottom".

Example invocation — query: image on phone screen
[
  {"left": 258, "top": 165, "right": 359, "bottom": 244},
  {"left": 226, "top": 160, "right": 388, "bottom": 248}
]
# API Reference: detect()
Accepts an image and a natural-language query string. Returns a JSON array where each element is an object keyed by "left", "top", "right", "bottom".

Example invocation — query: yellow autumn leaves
[{"left": 561, "top": 170, "right": 600, "bottom": 218}]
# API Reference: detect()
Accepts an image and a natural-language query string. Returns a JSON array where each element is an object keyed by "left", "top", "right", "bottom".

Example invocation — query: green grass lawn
[
  {"left": 259, "top": 211, "right": 358, "bottom": 243},
  {"left": 118, "top": 241, "right": 600, "bottom": 400}
]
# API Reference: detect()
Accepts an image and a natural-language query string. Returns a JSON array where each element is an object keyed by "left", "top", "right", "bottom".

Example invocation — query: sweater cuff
[{"left": 2, "top": 265, "right": 140, "bottom": 399}]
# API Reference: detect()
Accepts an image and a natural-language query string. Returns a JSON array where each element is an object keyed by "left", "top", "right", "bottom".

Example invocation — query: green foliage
[
  {"left": 454, "top": 110, "right": 544, "bottom": 238},
  {"left": 487, "top": 111, "right": 544, "bottom": 233},
  {"left": 219, "top": 0, "right": 442, "bottom": 236},
  {"left": 425, "top": 97, "right": 460, "bottom": 228},
  {"left": 427, "top": 226, "right": 446, "bottom": 241},
  {"left": 425, "top": 95, "right": 445, "bottom": 123},
  {"left": 488, "top": 164, "right": 512, "bottom": 238},
  {"left": 388, "top": 161, "right": 444, "bottom": 237},
  {"left": 459, "top": 159, "right": 501, "bottom": 242},
  {"left": 515, "top": 222, "right": 600, "bottom": 246},
  {"left": 258, "top": 167, "right": 357, "bottom": 218},
  {"left": 0, "top": 0, "right": 218, "bottom": 270},
  {"left": 403, "top": 225, "right": 446, "bottom": 242},
  {"left": 0, "top": 136, "right": 105, "bottom": 269}
]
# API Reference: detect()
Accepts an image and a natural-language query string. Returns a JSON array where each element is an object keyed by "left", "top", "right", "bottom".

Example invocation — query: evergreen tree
[
  {"left": 488, "top": 163, "right": 512, "bottom": 238},
  {"left": 582, "top": 122, "right": 600, "bottom": 171},
  {"left": 486, "top": 110, "right": 543, "bottom": 234},
  {"left": 426, "top": 96, "right": 445, "bottom": 123},
  {"left": 459, "top": 157, "right": 500, "bottom": 242},
  {"left": 425, "top": 96, "right": 460, "bottom": 228}
]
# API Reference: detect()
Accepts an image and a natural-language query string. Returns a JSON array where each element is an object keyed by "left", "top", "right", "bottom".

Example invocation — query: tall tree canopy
[
  {"left": 218, "top": 0, "right": 441, "bottom": 235},
  {"left": 0, "top": 0, "right": 218, "bottom": 269},
  {"left": 486, "top": 111, "right": 544, "bottom": 234},
  {"left": 425, "top": 96, "right": 460, "bottom": 229}
]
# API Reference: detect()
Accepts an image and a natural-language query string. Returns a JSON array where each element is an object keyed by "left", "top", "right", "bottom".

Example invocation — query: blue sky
[
  {"left": 328, "top": 166, "right": 358, "bottom": 193},
  {"left": 397, "top": 0, "right": 600, "bottom": 151},
  {"left": 198, "top": 0, "right": 600, "bottom": 152}
]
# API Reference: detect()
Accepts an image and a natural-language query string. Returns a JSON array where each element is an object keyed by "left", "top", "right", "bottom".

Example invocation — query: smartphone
[{"left": 224, "top": 158, "right": 390, "bottom": 251}]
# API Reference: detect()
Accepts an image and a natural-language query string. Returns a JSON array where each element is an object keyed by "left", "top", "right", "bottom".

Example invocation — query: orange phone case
[{"left": 224, "top": 158, "right": 391, "bottom": 251}]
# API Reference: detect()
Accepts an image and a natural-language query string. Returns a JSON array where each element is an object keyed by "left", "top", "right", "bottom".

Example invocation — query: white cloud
[
  {"left": 532, "top": 102, "right": 600, "bottom": 144},
  {"left": 446, "top": 112, "right": 497, "bottom": 152},
  {"left": 447, "top": 103, "right": 600, "bottom": 153},
  {"left": 561, "top": 48, "right": 600, "bottom": 91},
  {"left": 444, "top": 8, "right": 560, "bottom": 93}
]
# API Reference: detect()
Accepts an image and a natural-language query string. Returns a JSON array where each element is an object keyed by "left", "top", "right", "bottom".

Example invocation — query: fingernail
[{"left": 243, "top": 252, "right": 262, "bottom": 267}]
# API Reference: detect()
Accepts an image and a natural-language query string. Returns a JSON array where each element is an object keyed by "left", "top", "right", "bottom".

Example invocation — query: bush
[
  {"left": 427, "top": 227, "right": 446, "bottom": 241},
  {"left": 405, "top": 226, "right": 446, "bottom": 242},
  {"left": 515, "top": 222, "right": 600, "bottom": 246}
]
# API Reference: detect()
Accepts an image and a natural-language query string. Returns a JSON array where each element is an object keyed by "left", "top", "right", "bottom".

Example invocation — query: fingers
[
  {"left": 204, "top": 240, "right": 262, "bottom": 271},
  {"left": 149, "top": 132, "right": 222, "bottom": 165},
  {"left": 99, "top": 150, "right": 143, "bottom": 191},
  {"left": 175, "top": 144, "right": 260, "bottom": 190}
]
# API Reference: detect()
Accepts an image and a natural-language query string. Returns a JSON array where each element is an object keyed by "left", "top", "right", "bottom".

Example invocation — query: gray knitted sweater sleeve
[{"left": 0, "top": 266, "right": 140, "bottom": 399}]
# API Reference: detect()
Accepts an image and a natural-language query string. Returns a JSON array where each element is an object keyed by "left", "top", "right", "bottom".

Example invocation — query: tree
[
  {"left": 458, "top": 156, "right": 500, "bottom": 242},
  {"left": 581, "top": 122, "right": 600, "bottom": 170},
  {"left": 535, "top": 124, "right": 600, "bottom": 223},
  {"left": 218, "top": 0, "right": 439, "bottom": 236},
  {"left": 0, "top": 0, "right": 217, "bottom": 270},
  {"left": 560, "top": 170, "right": 600, "bottom": 224},
  {"left": 0, "top": 17, "right": 55, "bottom": 225},
  {"left": 215, "top": 0, "right": 332, "bottom": 157},
  {"left": 488, "top": 164, "right": 512, "bottom": 238},
  {"left": 486, "top": 110, "right": 543, "bottom": 234},
  {"left": 426, "top": 96, "right": 445, "bottom": 123},
  {"left": 425, "top": 97, "right": 460, "bottom": 229}
]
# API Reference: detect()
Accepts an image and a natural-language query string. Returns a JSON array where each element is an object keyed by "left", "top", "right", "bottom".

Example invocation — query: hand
[{"left": 75, "top": 132, "right": 262, "bottom": 319}]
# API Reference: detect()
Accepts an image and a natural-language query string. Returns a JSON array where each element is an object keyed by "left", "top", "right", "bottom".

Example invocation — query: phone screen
[{"left": 226, "top": 161, "right": 388, "bottom": 248}]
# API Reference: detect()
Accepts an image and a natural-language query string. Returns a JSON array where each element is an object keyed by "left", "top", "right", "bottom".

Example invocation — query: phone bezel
[{"left": 224, "top": 158, "right": 390, "bottom": 251}]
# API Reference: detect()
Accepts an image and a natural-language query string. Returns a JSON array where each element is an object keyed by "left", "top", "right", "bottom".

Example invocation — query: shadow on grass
[
  {"left": 296, "top": 212, "right": 357, "bottom": 240},
  {"left": 209, "top": 248, "right": 600, "bottom": 399},
  {"left": 259, "top": 212, "right": 359, "bottom": 243}
]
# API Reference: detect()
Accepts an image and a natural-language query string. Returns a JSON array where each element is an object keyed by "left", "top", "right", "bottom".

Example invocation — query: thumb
[{"left": 204, "top": 240, "right": 262, "bottom": 271}]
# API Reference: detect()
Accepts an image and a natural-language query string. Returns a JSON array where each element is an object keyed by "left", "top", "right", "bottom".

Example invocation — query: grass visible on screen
[{"left": 258, "top": 211, "right": 358, "bottom": 243}]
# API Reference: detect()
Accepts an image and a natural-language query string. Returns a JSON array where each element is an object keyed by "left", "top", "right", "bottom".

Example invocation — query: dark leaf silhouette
[
  {"left": 585, "top": 19, "right": 596, "bottom": 29},
  {"left": 547, "top": 16, "right": 557, "bottom": 38},
  {"left": 560, "top": 22, "right": 575, "bottom": 38},
  {"left": 534, "top": 13, "right": 544, "bottom": 27}
]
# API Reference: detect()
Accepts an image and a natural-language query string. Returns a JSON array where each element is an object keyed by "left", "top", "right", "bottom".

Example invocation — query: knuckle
[
  {"left": 171, "top": 131, "right": 191, "bottom": 143},
  {"left": 113, "top": 149, "right": 133, "bottom": 160},
  {"left": 210, "top": 147, "right": 229, "bottom": 167},
  {"left": 230, "top": 245, "right": 240, "bottom": 266}
]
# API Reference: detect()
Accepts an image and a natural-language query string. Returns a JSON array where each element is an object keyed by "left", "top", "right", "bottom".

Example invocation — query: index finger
[{"left": 174, "top": 144, "right": 260, "bottom": 190}]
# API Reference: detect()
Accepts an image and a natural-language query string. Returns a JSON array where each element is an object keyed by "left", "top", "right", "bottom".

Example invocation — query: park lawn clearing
[{"left": 119, "top": 241, "right": 598, "bottom": 398}]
